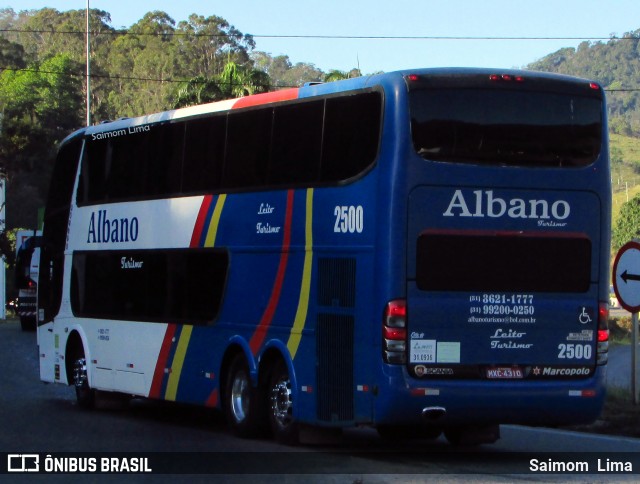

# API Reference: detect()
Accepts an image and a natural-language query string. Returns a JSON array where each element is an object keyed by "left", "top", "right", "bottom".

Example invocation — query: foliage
[
  {"left": 527, "top": 30, "right": 640, "bottom": 136},
  {"left": 612, "top": 193, "right": 640, "bottom": 251},
  {"left": 324, "top": 69, "right": 362, "bottom": 82},
  {"left": 0, "top": 7, "right": 365, "bottom": 240}
]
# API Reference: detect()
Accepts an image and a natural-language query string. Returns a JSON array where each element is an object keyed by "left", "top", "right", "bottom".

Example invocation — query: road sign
[
  {"left": 613, "top": 240, "right": 640, "bottom": 313},
  {"left": 613, "top": 240, "right": 640, "bottom": 404}
]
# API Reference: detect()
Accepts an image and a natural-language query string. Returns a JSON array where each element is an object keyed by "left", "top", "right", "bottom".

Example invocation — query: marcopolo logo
[{"left": 443, "top": 190, "right": 571, "bottom": 221}]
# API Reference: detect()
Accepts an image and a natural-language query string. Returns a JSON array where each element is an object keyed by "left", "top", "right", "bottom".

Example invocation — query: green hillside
[{"left": 611, "top": 133, "right": 640, "bottom": 227}]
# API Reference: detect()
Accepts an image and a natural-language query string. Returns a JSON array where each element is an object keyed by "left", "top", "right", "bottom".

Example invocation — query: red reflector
[
  {"left": 598, "top": 329, "right": 609, "bottom": 343},
  {"left": 407, "top": 74, "right": 419, "bottom": 82},
  {"left": 383, "top": 326, "right": 406, "bottom": 340},
  {"left": 598, "top": 302, "right": 609, "bottom": 322},
  {"left": 582, "top": 389, "right": 597, "bottom": 398}
]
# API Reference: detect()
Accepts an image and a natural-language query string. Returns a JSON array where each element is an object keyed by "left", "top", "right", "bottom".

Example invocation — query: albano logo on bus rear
[{"left": 443, "top": 190, "right": 571, "bottom": 221}]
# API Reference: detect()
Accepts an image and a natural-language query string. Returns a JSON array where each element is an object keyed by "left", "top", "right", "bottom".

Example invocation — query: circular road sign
[{"left": 613, "top": 240, "right": 640, "bottom": 313}]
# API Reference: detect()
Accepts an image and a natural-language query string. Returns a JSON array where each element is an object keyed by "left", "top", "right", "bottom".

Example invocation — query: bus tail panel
[{"left": 405, "top": 186, "right": 603, "bottom": 383}]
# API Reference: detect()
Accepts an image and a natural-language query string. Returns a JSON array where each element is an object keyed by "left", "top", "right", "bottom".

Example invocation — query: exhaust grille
[{"left": 317, "top": 313, "right": 354, "bottom": 421}]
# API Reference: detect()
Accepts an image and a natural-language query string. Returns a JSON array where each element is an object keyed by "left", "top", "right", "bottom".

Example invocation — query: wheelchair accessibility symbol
[{"left": 578, "top": 307, "right": 594, "bottom": 325}]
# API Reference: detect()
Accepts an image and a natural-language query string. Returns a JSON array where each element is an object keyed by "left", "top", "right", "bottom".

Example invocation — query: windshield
[{"left": 410, "top": 88, "right": 602, "bottom": 167}]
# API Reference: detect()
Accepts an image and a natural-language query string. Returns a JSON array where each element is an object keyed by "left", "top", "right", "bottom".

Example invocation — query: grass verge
[{"left": 563, "top": 387, "right": 640, "bottom": 438}]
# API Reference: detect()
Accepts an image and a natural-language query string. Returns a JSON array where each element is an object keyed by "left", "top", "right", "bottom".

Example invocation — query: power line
[
  {"left": 0, "top": 66, "right": 288, "bottom": 89},
  {"left": 2, "top": 27, "right": 640, "bottom": 42}
]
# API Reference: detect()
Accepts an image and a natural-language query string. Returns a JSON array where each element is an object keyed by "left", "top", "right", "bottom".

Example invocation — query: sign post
[{"left": 612, "top": 240, "right": 640, "bottom": 404}]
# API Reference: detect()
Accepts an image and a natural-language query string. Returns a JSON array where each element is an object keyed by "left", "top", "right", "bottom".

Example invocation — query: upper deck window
[
  {"left": 410, "top": 85, "right": 602, "bottom": 168},
  {"left": 77, "top": 90, "right": 382, "bottom": 205}
]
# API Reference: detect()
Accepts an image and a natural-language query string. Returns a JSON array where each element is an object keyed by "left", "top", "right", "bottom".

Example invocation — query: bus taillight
[
  {"left": 489, "top": 74, "right": 525, "bottom": 83},
  {"left": 383, "top": 299, "right": 407, "bottom": 364},
  {"left": 596, "top": 301, "right": 609, "bottom": 366}
]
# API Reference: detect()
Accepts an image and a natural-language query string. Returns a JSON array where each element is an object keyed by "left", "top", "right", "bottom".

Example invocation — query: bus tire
[
  {"left": 72, "top": 353, "right": 95, "bottom": 410},
  {"left": 225, "top": 354, "right": 260, "bottom": 438},
  {"left": 19, "top": 316, "right": 36, "bottom": 332},
  {"left": 268, "top": 359, "right": 298, "bottom": 445}
]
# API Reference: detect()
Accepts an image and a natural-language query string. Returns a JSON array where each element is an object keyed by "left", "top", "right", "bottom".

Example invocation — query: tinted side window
[
  {"left": 269, "top": 100, "right": 323, "bottom": 185},
  {"left": 79, "top": 123, "right": 183, "bottom": 203},
  {"left": 321, "top": 92, "right": 381, "bottom": 181},
  {"left": 182, "top": 115, "right": 226, "bottom": 194},
  {"left": 40, "top": 135, "right": 83, "bottom": 323},
  {"left": 71, "top": 249, "right": 228, "bottom": 324},
  {"left": 224, "top": 109, "right": 272, "bottom": 189},
  {"left": 77, "top": 89, "right": 383, "bottom": 204}
]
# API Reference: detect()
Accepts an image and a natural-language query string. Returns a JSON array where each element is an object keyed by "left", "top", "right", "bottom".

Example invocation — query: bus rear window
[
  {"left": 416, "top": 232, "right": 591, "bottom": 293},
  {"left": 410, "top": 89, "right": 602, "bottom": 167}
]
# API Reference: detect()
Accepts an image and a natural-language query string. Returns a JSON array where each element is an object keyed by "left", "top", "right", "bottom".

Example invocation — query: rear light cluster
[
  {"left": 383, "top": 299, "right": 407, "bottom": 364},
  {"left": 489, "top": 73, "right": 524, "bottom": 83},
  {"left": 596, "top": 302, "right": 609, "bottom": 366}
]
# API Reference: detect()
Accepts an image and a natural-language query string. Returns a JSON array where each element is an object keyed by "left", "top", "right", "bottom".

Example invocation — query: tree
[
  {"left": 0, "top": 37, "right": 26, "bottom": 70},
  {"left": 613, "top": 194, "right": 640, "bottom": 251},
  {"left": 0, "top": 53, "right": 82, "bottom": 228},
  {"left": 251, "top": 52, "right": 323, "bottom": 88},
  {"left": 176, "top": 14, "right": 255, "bottom": 78},
  {"left": 217, "top": 60, "right": 270, "bottom": 98},
  {"left": 173, "top": 75, "right": 222, "bottom": 108},
  {"left": 324, "top": 68, "right": 361, "bottom": 82}
]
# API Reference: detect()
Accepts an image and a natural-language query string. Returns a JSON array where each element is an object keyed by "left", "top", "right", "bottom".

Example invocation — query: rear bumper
[{"left": 374, "top": 364, "right": 606, "bottom": 427}]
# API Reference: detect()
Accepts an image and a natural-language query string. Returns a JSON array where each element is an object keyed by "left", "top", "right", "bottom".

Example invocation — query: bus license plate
[{"left": 486, "top": 367, "right": 524, "bottom": 379}]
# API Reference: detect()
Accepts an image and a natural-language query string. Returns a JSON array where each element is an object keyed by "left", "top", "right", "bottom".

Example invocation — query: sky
[{"left": 6, "top": 0, "right": 640, "bottom": 73}]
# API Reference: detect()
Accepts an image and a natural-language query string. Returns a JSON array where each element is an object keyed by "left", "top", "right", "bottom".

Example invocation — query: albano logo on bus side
[
  {"left": 443, "top": 190, "right": 571, "bottom": 222},
  {"left": 86, "top": 209, "right": 139, "bottom": 243}
]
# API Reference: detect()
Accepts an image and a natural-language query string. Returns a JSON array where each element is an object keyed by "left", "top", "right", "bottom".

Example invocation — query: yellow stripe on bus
[
  {"left": 165, "top": 325, "right": 193, "bottom": 401},
  {"left": 204, "top": 194, "right": 227, "bottom": 247},
  {"left": 287, "top": 189, "right": 314, "bottom": 359}
]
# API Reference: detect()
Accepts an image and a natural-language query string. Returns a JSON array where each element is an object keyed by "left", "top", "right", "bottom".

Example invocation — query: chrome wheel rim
[
  {"left": 73, "top": 358, "right": 88, "bottom": 388},
  {"left": 270, "top": 377, "right": 293, "bottom": 429},
  {"left": 230, "top": 370, "right": 250, "bottom": 423}
]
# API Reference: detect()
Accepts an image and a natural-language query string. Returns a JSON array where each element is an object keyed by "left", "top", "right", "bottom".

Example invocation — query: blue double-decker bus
[{"left": 37, "top": 68, "right": 610, "bottom": 445}]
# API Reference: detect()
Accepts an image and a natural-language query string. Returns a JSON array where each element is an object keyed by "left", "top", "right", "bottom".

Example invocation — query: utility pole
[
  {"left": 86, "top": 0, "right": 91, "bottom": 126},
  {"left": 0, "top": 172, "right": 6, "bottom": 320}
]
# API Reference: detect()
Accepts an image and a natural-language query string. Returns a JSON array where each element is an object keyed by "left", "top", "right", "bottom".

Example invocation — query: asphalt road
[{"left": 2, "top": 320, "right": 640, "bottom": 482}]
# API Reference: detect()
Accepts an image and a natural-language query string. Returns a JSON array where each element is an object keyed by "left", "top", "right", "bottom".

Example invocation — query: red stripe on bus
[
  {"left": 249, "top": 190, "right": 294, "bottom": 354},
  {"left": 205, "top": 389, "right": 218, "bottom": 408},
  {"left": 190, "top": 195, "right": 214, "bottom": 248},
  {"left": 149, "top": 324, "right": 178, "bottom": 398},
  {"left": 232, "top": 88, "right": 300, "bottom": 110}
]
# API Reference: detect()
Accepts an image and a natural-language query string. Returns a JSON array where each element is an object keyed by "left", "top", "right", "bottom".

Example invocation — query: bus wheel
[
  {"left": 268, "top": 360, "right": 298, "bottom": 445},
  {"left": 72, "top": 354, "right": 95, "bottom": 409},
  {"left": 19, "top": 316, "right": 36, "bottom": 332},
  {"left": 225, "top": 354, "right": 260, "bottom": 438}
]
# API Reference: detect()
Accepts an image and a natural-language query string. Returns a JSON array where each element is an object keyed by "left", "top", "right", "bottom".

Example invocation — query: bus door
[{"left": 406, "top": 186, "right": 602, "bottom": 384}]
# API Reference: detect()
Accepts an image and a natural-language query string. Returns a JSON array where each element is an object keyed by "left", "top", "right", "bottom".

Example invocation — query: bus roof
[{"left": 76, "top": 67, "right": 600, "bottom": 140}]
